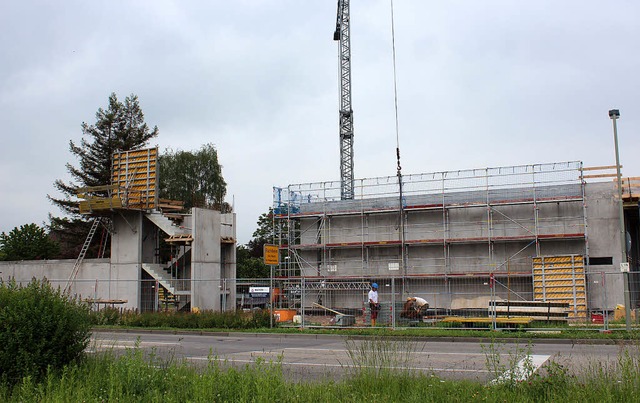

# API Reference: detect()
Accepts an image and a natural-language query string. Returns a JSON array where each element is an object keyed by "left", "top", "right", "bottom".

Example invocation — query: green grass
[
  {"left": 90, "top": 307, "right": 640, "bottom": 341},
  {"left": 95, "top": 322, "right": 640, "bottom": 343},
  {"left": 2, "top": 337, "right": 640, "bottom": 402}
]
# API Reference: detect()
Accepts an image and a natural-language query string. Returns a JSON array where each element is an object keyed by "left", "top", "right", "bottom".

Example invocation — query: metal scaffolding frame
[{"left": 273, "top": 162, "right": 588, "bottom": 305}]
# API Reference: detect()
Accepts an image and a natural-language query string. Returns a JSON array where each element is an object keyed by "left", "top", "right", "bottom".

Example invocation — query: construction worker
[
  {"left": 368, "top": 283, "right": 379, "bottom": 326},
  {"left": 412, "top": 296, "right": 429, "bottom": 312}
]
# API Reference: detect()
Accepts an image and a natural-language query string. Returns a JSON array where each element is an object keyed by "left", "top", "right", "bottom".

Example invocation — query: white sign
[
  {"left": 620, "top": 262, "right": 630, "bottom": 273},
  {"left": 249, "top": 287, "right": 270, "bottom": 294}
]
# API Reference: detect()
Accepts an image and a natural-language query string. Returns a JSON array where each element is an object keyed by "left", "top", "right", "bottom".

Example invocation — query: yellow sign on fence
[{"left": 263, "top": 244, "right": 279, "bottom": 265}]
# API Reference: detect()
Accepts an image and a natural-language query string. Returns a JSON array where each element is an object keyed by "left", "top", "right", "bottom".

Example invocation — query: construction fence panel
[
  {"left": 53, "top": 272, "right": 640, "bottom": 331},
  {"left": 265, "top": 275, "right": 536, "bottom": 329},
  {"left": 584, "top": 271, "right": 640, "bottom": 330}
]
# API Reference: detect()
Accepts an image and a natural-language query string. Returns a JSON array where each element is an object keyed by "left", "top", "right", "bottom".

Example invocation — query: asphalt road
[{"left": 90, "top": 330, "right": 633, "bottom": 383}]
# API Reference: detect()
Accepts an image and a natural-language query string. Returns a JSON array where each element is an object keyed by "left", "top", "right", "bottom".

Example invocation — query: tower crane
[{"left": 333, "top": 0, "right": 354, "bottom": 200}]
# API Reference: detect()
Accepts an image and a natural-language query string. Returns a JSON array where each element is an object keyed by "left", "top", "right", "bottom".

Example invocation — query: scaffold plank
[{"left": 165, "top": 234, "right": 193, "bottom": 243}]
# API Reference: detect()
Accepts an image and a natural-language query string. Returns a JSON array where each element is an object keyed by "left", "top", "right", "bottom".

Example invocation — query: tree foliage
[
  {"left": 159, "top": 144, "right": 228, "bottom": 211},
  {"left": 48, "top": 93, "right": 158, "bottom": 258},
  {"left": 247, "top": 208, "right": 276, "bottom": 258},
  {"left": 236, "top": 245, "right": 270, "bottom": 278},
  {"left": 236, "top": 208, "right": 277, "bottom": 278},
  {"left": 50, "top": 93, "right": 159, "bottom": 214},
  {"left": 0, "top": 223, "right": 59, "bottom": 261}
]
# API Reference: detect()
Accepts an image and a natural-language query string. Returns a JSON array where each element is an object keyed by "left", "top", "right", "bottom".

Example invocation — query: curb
[{"left": 92, "top": 328, "right": 638, "bottom": 345}]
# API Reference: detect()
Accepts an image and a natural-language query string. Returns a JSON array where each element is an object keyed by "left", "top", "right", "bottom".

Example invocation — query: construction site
[
  {"left": 2, "top": 1, "right": 639, "bottom": 329},
  {"left": 262, "top": 0, "right": 640, "bottom": 328},
  {"left": 269, "top": 163, "right": 640, "bottom": 327}
]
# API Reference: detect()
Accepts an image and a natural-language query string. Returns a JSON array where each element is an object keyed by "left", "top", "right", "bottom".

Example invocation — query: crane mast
[{"left": 334, "top": 0, "right": 354, "bottom": 200}]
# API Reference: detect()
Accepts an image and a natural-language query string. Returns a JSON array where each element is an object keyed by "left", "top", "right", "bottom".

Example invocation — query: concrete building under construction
[
  {"left": 272, "top": 161, "right": 640, "bottom": 322},
  {"left": 0, "top": 147, "right": 236, "bottom": 312}
]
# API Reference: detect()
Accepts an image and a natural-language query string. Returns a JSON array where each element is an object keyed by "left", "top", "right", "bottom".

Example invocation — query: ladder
[{"left": 64, "top": 217, "right": 102, "bottom": 294}]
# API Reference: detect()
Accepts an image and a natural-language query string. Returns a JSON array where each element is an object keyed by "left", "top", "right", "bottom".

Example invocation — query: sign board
[
  {"left": 620, "top": 262, "right": 630, "bottom": 273},
  {"left": 249, "top": 286, "right": 269, "bottom": 298},
  {"left": 263, "top": 244, "right": 279, "bottom": 265}
]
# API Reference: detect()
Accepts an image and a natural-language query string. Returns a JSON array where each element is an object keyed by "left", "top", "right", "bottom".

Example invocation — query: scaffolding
[{"left": 273, "top": 161, "right": 588, "bottom": 312}]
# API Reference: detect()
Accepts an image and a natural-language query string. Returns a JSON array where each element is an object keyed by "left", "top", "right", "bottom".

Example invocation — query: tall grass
[
  {"left": 343, "top": 336, "right": 421, "bottom": 378},
  {"left": 2, "top": 339, "right": 640, "bottom": 402}
]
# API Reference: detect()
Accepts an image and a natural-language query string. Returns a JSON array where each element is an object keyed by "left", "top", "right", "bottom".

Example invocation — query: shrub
[
  {"left": 0, "top": 278, "right": 92, "bottom": 386},
  {"left": 89, "top": 306, "right": 121, "bottom": 326},
  {"left": 90, "top": 308, "right": 274, "bottom": 330}
]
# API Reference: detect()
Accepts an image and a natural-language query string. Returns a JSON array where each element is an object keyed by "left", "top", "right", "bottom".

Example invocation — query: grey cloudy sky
[{"left": 1, "top": 1, "right": 638, "bottom": 244}]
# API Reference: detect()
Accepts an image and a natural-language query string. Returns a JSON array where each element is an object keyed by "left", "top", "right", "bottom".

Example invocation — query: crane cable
[
  {"left": 390, "top": 0, "right": 401, "bottom": 175},
  {"left": 390, "top": 0, "right": 407, "bottom": 281}
]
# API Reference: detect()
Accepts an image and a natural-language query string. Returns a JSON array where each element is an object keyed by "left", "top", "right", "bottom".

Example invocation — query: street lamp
[{"left": 609, "top": 108, "right": 632, "bottom": 331}]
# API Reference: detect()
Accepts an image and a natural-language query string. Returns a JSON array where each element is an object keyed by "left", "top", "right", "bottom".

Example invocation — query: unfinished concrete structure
[
  {"left": 74, "top": 147, "right": 237, "bottom": 312},
  {"left": 1, "top": 147, "right": 236, "bottom": 312},
  {"left": 1, "top": 206, "right": 236, "bottom": 312},
  {"left": 273, "top": 161, "right": 639, "bottom": 321}
]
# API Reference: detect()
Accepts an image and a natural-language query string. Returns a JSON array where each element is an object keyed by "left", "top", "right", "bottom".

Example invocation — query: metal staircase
[
  {"left": 145, "top": 212, "right": 189, "bottom": 237},
  {"left": 142, "top": 263, "right": 191, "bottom": 311},
  {"left": 64, "top": 217, "right": 102, "bottom": 294}
]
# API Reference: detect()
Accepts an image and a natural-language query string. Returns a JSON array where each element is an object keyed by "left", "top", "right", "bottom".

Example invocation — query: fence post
[
  {"left": 222, "top": 278, "right": 227, "bottom": 312},
  {"left": 154, "top": 279, "right": 159, "bottom": 312},
  {"left": 392, "top": 277, "right": 396, "bottom": 330},
  {"left": 603, "top": 272, "right": 609, "bottom": 331},
  {"left": 301, "top": 277, "right": 305, "bottom": 329},
  {"left": 490, "top": 273, "right": 496, "bottom": 330}
]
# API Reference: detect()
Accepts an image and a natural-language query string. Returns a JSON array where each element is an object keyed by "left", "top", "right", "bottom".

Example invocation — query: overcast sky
[{"left": 1, "top": 1, "right": 639, "bottom": 245}]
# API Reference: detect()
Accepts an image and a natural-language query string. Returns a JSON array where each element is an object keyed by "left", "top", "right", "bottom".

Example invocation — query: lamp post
[{"left": 609, "top": 108, "right": 632, "bottom": 331}]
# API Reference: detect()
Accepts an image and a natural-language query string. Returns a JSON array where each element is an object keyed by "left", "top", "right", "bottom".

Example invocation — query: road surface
[{"left": 90, "top": 330, "right": 632, "bottom": 383}]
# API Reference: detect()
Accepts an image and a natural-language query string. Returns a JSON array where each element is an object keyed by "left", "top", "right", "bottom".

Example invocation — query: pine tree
[{"left": 48, "top": 93, "right": 158, "bottom": 257}]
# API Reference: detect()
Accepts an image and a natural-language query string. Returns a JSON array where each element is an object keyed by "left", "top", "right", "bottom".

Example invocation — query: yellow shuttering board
[
  {"left": 78, "top": 197, "right": 123, "bottom": 214},
  {"left": 112, "top": 147, "right": 158, "bottom": 210},
  {"left": 532, "top": 255, "right": 587, "bottom": 320}
]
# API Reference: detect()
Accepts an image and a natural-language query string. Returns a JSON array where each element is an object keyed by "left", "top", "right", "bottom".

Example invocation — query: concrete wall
[
  {"left": 110, "top": 210, "right": 144, "bottom": 308},
  {"left": 0, "top": 259, "right": 138, "bottom": 309},
  {"left": 190, "top": 208, "right": 236, "bottom": 311},
  {"left": 0, "top": 207, "right": 237, "bottom": 312},
  {"left": 583, "top": 181, "right": 625, "bottom": 307}
]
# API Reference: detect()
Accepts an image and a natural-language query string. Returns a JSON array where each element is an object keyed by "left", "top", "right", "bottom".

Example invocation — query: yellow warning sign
[{"left": 263, "top": 244, "right": 279, "bottom": 265}]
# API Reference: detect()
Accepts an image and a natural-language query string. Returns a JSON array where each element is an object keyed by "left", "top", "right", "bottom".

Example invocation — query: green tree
[
  {"left": 236, "top": 208, "right": 282, "bottom": 279},
  {"left": 48, "top": 93, "right": 158, "bottom": 258},
  {"left": 247, "top": 208, "right": 276, "bottom": 258},
  {"left": 236, "top": 245, "right": 270, "bottom": 278},
  {"left": 0, "top": 223, "right": 60, "bottom": 261},
  {"left": 159, "top": 144, "right": 228, "bottom": 211}
]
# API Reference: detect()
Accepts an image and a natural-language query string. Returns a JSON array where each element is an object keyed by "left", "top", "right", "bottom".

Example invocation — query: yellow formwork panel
[
  {"left": 533, "top": 275, "right": 585, "bottom": 282},
  {"left": 532, "top": 255, "right": 587, "bottom": 320},
  {"left": 78, "top": 197, "right": 123, "bottom": 214},
  {"left": 111, "top": 147, "right": 158, "bottom": 211},
  {"left": 533, "top": 287, "right": 583, "bottom": 292},
  {"left": 534, "top": 289, "right": 586, "bottom": 295},
  {"left": 533, "top": 256, "right": 583, "bottom": 263},
  {"left": 533, "top": 266, "right": 584, "bottom": 272}
]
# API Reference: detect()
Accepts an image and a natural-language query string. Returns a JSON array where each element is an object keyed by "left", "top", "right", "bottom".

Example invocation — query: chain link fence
[{"left": 51, "top": 271, "right": 640, "bottom": 331}]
